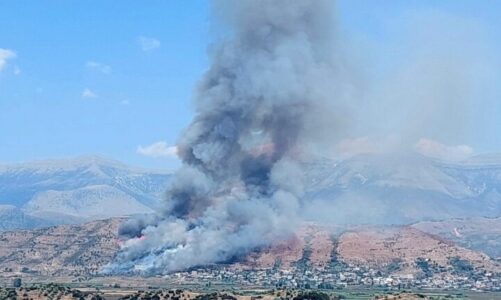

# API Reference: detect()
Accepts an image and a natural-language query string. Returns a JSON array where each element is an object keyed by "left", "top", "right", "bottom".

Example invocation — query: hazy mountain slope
[
  {"left": 302, "top": 153, "right": 501, "bottom": 224},
  {"left": 0, "top": 156, "right": 172, "bottom": 229},
  {"left": 23, "top": 185, "right": 153, "bottom": 219},
  {"left": 0, "top": 205, "right": 55, "bottom": 231},
  {"left": 0, "top": 156, "right": 172, "bottom": 209},
  {"left": 2, "top": 153, "right": 501, "bottom": 230},
  {"left": 413, "top": 217, "right": 501, "bottom": 259}
]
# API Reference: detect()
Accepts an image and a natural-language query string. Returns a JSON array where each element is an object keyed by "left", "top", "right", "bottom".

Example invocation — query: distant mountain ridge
[
  {"left": 302, "top": 153, "right": 501, "bottom": 224},
  {"left": 23, "top": 184, "right": 153, "bottom": 219},
  {"left": 0, "top": 205, "right": 55, "bottom": 231},
  {"left": 0, "top": 156, "right": 172, "bottom": 230},
  {"left": 2, "top": 152, "right": 501, "bottom": 230},
  {"left": 412, "top": 216, "right": 501, "bottom": 258},
  {"left": 0, "top": 155, "right": 172, "bottom": 208}
]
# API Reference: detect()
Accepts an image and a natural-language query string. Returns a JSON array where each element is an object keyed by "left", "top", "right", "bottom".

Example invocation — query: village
[{"left": 164, "top": 262, "right": 501, "bottom": 293}]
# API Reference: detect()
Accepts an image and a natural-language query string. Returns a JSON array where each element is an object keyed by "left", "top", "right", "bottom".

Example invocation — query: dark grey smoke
[{"left": 105, "top": 0, "right": 339, "bottom": 274}]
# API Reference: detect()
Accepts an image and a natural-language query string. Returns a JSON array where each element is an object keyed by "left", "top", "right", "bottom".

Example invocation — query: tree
[{"left": 12, "top": 278, "right": 22, "bottom": 288}]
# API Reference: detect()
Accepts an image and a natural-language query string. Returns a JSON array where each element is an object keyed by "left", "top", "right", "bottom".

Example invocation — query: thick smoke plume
[{"left": 106, "top": 0, "right": 339, "bottom": 274}]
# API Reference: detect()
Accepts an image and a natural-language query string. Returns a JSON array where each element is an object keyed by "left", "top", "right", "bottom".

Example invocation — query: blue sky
[{"left": 1, "top": 1, "right": 500, "bottom": 169}]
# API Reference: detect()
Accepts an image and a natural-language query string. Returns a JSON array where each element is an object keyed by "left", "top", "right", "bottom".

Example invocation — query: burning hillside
[{"left": 106, "top": 0, "right": 343, "bottom": 275}]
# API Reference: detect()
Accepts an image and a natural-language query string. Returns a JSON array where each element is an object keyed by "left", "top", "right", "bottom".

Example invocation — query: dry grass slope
[
  {"left": 0, "top": 218, "right": 499, "bottom": 279},
  {"left": 0, "top": 218, "right": 122, "bottom": 277}
]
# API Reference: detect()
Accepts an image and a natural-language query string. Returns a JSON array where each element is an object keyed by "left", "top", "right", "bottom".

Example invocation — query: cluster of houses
[{"left": 163, "top": 262, "right": 500, "bottom": 292}]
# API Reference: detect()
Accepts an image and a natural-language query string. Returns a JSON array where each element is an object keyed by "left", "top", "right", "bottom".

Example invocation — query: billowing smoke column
[{"left": 107, "top": 0, "right": 338, "bottom": 275}]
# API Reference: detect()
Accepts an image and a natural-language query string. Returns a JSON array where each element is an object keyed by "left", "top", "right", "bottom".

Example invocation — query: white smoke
[{"left": 105, "top": 0, "right": 343, "bottom": 275}]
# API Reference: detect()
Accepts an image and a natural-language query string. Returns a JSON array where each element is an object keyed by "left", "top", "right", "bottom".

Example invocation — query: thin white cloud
[
  {"left": 0, "top": 48, "right": 16, "bottom": 72},
  {"left": 415, "top": 138, "right": 473, "bottom": 162},
  {"left": 138, "top": 36, "right": 161, "bottom": 51},
  {"left": 137, "top": 141, "right": 178, "bottom": 158},
  {"left": 86, "top": 61, "right": 112, "bottom": 74},
  {"left": 82, "top": 88, "right": 98, "bottom": 99},
  {"left": 13, "top": 66, "right": 21, "bottom": 75},
  {"left": 120, "top": 99, "right": 130, "bottom": 106}
]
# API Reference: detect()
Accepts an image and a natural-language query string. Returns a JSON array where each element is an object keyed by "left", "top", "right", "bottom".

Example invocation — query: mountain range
[
  {"left": 302, "top": 153, "right": 501, "bottom": 224},
  {"left": 1, "top": 152, "right": 501, "bottom": 230},
  {"left": 0, "top": 156, "right": 172, "bottom": 230}
]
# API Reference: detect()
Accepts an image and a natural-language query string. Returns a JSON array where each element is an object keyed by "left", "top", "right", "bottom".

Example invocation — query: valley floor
[{"left": 0, "top": 284, "right": 499, "bottom": 300}]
